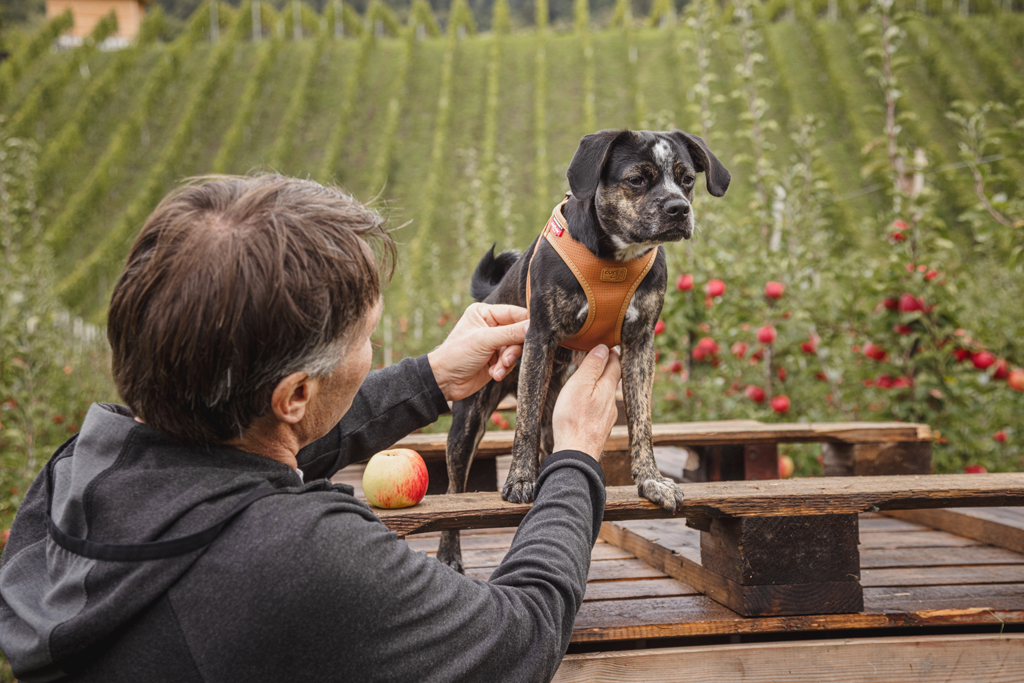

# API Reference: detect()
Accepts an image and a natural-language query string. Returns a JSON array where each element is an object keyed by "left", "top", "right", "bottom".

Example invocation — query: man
[{"left": 0, "top": 175, "right": 621, "bottom": 682}]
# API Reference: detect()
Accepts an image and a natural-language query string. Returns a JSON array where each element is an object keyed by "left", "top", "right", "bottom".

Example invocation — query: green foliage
[
  {"left": 7, "top": 12, "right": 117, "bottom": 139},
  {"left": 535, "top": 0, "right": 549, "bottom": 29},
  {"left": 646, "top": 0, "right": 675, "bottom": 28},
  {"left": 316, "top": 31, "right": 374, "bottom": 181},
  {"left": 448, "top": 0, "right": 478, "bottom": 35},
  {"left": 368, "top": 30, "right": 415, "bottom": 193},
  {"left": 492, "top": 0, "right": 512, "bottom": 33},
  {"left": 35, "top": 9, "right": 162, "bottom": 199},
  {"left": 365, "top": 0, "right": 402, "bottom": 36},
  {"left": 57, "top": 4, "right": 249, "bottom": 311},
  {"left": 409, "top": 0, "right": 441, "bottom": 36},
  {"left": 0, "top": 120, "right": 116, "bottom": 565},
  {"left": 0, "top": 9, "right": 72, "bottom": 107},
  {"left": 212, "top": 34, "right": 282, "bottom": 173},
  {"left": 573, "top": 0, "right": 590, "bottom": 31},
  {"left": 43, "top": 11, "right": 208, "bottom": 255},
  {"left": 608, "top": 0, "right": 632, "bottom": 28},
  {"left": 267, "top": 27, "right": 328, "bottom": 169}
]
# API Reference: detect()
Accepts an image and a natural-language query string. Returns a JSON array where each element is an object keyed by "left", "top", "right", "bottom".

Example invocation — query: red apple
[
  {"left": 972, "top": 351, "right": 996, "bottom": 370},
  {"left": 676, "top": 273, "right": 694, "bottom": 291},
  {"left": 705, "top": 279, "right": 726, "bottom": 297},
  {"left": 744, "top": 385, "right": 765, "bottom": 403},
  {"left": 1009, "top": 369, "right": 1024, "bottom": 392},
  {"left": 778, "top": 454, "right": 795, "bottom": 479},
  {"left": 875, "top": 374, "right": 894, "bottom": 389},
  {"left": 994, "top": 431, "right": 1007, "bottom": 443},
  {"left": 669, "top": 360, "right": 684, "bottom": 374},
  {"left": 695, "top": 337, "right": 720, "bottom": 356},
  {"left": 362, "top": 449, "right": 429, "bottom": 509},
  {"left": 864, "top": 342, "right": 888, "bottom": 362},
  {"left": 893, "top": 324, "right": 913, "bottom": 335},
  {"left": 777, "top": 366, "right": 787, "bottom": 382},
  {"left": 898, "top": 293, "right": 924, "bottom": 313},
  {"left": 731, "top": 341, "right": 748, "bottom": 358},
  {"left": 770, "top": 395, "right": 790, "bottom": 413},
  {"left": 925, "top": 270, "right": 938, "bottom": 280},
  {"left": 953, "top": 348, "right": 971, "bottom": 363},
  {"left": 892, "top": 377, "right": 913, "bottom": 389},
  {"left": 801, "top": 338, "right": 818, "bottom": 354},
  {"left": 654, "top": 320, "right": 666, "bottom": 335},
  {"left": 964, "top": 464, "right": 988, "bottom": 474},
  {"left": 882, "top": 297, "right": 899, "bottom": 311},
  {"left": 757, "top": 325, "right": 777, "bottom": 344},
  {"left": 764, "top": 281, "right": 785, "bottom": 299},
  {"left": 993, "top": 360, "right": 1009, "bottom": 380}
]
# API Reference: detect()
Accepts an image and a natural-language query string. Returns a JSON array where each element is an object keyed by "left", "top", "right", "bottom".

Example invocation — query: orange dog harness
[{"left": 526, "top": 200, "right": 658, "bottom": 352}]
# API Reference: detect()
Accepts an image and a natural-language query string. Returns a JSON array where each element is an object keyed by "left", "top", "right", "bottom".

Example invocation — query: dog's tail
[{"left": 470, "top": 244, "right": 520, "bottom": 302}]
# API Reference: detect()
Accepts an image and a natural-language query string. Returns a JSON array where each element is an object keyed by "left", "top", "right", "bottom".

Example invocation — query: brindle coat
[{"left": 437, "top": 130, "right": 731, "bottom": 572}]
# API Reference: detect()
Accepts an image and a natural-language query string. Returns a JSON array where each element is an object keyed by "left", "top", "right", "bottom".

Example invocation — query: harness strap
[{"left": 527, "top": 199, "right": 658, "bottom": 352}]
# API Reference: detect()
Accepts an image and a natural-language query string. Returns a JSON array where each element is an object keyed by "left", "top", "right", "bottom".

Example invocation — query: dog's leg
[
  {"left": 437, "top": 386, "right": 507, "bottom": 573},
  {"left": 621, "top": 333, "right": 686, "bottom": 512},
  {"left": 438, "top": 379, "right": 510, "bottom": 573},
  {"left": 502, "top": 330, "right": 557, "bottom": 504}
]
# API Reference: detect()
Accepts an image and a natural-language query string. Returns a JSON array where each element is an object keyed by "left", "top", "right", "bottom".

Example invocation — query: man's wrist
[
  {"left": 553, "top": 439, "right": 602, "bottom": 462},
  {"left": 425, "top": 351, "right": 451, "bottom": 402}
]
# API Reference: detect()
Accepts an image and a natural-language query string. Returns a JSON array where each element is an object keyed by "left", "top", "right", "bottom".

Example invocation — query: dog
[{"left": 437, "top": 129, "right": 730, "bottom": 572}]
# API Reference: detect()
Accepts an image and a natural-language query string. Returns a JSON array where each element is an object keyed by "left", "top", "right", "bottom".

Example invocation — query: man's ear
[
  {"left": 270, "top": 371, "right": 313, "bottom": 425},
  {"left": 671, "top": 131, "right": 731, "bottom": 197},
  {"left": 566, "top": 129, "right": 631, "bottom": 201}
]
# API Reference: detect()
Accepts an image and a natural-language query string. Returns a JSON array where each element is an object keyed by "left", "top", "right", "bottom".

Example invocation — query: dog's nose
[{"left": 663, "top": 199, "right": 690, "bottom": 219}]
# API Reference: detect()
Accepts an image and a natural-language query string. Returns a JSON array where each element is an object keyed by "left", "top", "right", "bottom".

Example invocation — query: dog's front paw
[
  {"left": 501, "top": 477, "right": 536, "bottom": 504},
  {"left": 437, "top": 531, "right": 465, "bottom": 574},
  {"left": 637, "top": 476, "right": 685, "bottom": 513}
]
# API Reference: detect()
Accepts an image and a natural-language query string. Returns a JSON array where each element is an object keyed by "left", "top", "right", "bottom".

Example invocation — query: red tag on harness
[{"left": 548, "top": 219, "right": 564, "bottom": 237}]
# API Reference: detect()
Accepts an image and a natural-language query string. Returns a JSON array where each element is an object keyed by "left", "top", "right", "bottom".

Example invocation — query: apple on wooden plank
[{"left": 362, "top": 449, "right": 429, "bottom": 509}]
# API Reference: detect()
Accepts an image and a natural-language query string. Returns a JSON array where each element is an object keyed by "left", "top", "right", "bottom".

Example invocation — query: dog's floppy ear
[
  {"left": 566, "top": 129, "right": 631, "bottom": 201},
  {"left": 671, "top": 131, "right": 731, "bottom": 197}
]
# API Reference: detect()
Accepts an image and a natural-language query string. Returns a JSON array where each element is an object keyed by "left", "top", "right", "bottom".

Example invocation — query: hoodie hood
[{"left": 0, "top": 403, "right": 323, "bottom": 681}]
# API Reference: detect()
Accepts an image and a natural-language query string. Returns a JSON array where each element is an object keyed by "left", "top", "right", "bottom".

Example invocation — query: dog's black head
[{"left": 565, "top": 129, "right": 730, "bottom": 260}]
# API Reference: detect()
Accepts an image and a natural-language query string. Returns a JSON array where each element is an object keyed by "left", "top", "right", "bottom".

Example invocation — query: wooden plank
[
  {"left": 414, "top": 543, "right": 632, "bottom": 568},
  {"left": 373, "top": 473, "right": 1024, "bottom": 537},
  {"left": 885, "top": 507, "right": 1024, "bottom": 555},
  {"left": 860, "top": 545, "right": 1024, "bottom": 568},
  {"left": 583, "top": 578, "right": 698, "bottom": 602},
  {"left": 862, "top": 564, "right": 1024, "bottom": 587},
  {"left": 823, "top": 441, "right": 932, "bottom": 476},
  {"left": 553, "top": 634, "right": 1024, "bottom": 682},
  {"left": 466, "top": 558, "right": 666, "bottom": 583},
  {"left": 569, "top": 583, "right": 1024, "bottom": 642},
  {"left": 393, "top": 420, "right": 931, "bottom": 462},
  {"left": 858, "top": 516, "right": 930, "bottom": 532},
  {"left": 858, "top": 530, "right": 982, "bottom": 548}
]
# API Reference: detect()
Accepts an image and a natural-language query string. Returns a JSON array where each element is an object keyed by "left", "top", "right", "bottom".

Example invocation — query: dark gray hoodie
[{"left": 0, "top": 356, "right": 606, "bottom": 682}]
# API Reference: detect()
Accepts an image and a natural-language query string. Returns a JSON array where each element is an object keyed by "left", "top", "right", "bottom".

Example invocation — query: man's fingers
[
  {"left": 476, "top": 304, "right": 530, "bottom": 327},
  {"left": 475, "top": 318, "right": 529, "bottom": 351},
  {"left": 596, "top": 349, "right": 622, "bottom": 393},
  {"left": 571, "top": 345, "right": 611, "bottom": 385}
]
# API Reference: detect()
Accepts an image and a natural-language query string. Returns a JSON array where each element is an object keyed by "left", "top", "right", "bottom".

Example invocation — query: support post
[
  {"left": 699, "top": 513, "right": 863, "bottom": 616},
  {"left": 690, "top": 443, "right": 779, "bottom": 482},
  {"left": 822, "top": 441, "right": 931, "bottom": 476}
]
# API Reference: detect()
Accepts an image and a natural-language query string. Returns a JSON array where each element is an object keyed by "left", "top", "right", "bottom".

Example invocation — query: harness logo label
[
  {"left": 600, "top": 267, "right": 628, "bottom": 283},
  {"left": 548, "top": 219, "right": 564, "bottom": 237}
]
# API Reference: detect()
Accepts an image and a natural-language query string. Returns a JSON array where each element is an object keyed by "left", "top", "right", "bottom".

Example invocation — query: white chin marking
[
  {"left": 625, "top": 292, "right": 640, "bottom": 323},
  {"left": 615, "top": 241, "right": 660, "bottom": 261},
  {"left": 577, "top": 302, "right": 589, "bottom": 321}
]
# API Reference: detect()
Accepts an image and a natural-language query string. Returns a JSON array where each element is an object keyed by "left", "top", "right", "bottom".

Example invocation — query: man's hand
[
  {"left": 552, "top": 345, "right": 621, "bottom": 461},
  {"left": 427, "top": 303, "right": 529, "bottom": 402}
]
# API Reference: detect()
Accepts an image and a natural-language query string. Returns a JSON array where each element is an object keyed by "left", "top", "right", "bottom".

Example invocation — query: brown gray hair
[{"left": 108, "top": 174, "right": 394, "bottom": 446}]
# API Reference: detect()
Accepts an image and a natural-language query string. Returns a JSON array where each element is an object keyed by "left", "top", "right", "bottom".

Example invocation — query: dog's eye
[
  {"left": 627, "top": 176, "right": 646, "bottom": 187},
  {"left": 683, "top": 176, "right": 696, "bottom": 186}
]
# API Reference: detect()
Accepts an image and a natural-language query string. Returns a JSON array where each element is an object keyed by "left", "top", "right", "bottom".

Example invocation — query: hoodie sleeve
[
  {"left": 180, "top": 451, "right": 606, "bottom": 683},
  {"left": 296, "top": 355, "right": 449, "bottom": 480}
]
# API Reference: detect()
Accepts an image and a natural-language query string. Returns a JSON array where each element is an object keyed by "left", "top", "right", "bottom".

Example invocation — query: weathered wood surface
[
  {"left": 394, "top": 420, "right": 932, "bottom": 462},
  {"left": 884, "top": 507, "right": 1024, "bottom": 555},
  {"left": 406, "top": 514, "right": 1024, "bottom": 644},
  {"left": 553, "top": 634, "right": 1024, "bottom": 682},
  {"left": 375, "top": 474, "right": 1024, "bottom": 536},
  {"left": 823, "top": 441, "right": 933, "bottom": 476}
]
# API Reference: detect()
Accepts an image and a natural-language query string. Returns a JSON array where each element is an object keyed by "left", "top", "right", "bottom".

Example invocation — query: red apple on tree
[
  {"left": 744, "top": 385, "right": 765, "bottom": 403},
  {"left": 964, "top": 464, "right": 988, "bottom": 474},
  {"left": 972, "top": 351, "right": 996, "bottom": 370},
  {"left": 705, "top": 279, "right": 726, "bottom": 297},
  {"left": 764, "top": 281, "right": 785, "bottom": 299},
  {"left": 654, "top": 320, "right": 666, "bottom": 335},
  {"left": 994, "top": 431, "right": 1007, "bottom": 443},
  {"left": 731, "top": 341, "right": 748, "bottom": 358},
  {"left": 676, "top": 273, "right": 694, "bottom": 291},
  {"left": 1009, "top": 369, "right": 1024, "bottom": 392},
  {"left": 770, "top": 395, "right": 790, "bottom": 413},
  {"left": 757, "top": 325, "right": 777, "bottom": 344},
  {"left": 993, "top": 360, "right": 1010, "bottom": 380},
  {"left": 362, "top": 449, "right": 429, "bottom": 509}
]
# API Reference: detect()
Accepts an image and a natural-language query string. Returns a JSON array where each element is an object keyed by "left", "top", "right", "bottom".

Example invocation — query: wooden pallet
[{"left": 402, "top": 512, "right": 1024, "bottom": 648}]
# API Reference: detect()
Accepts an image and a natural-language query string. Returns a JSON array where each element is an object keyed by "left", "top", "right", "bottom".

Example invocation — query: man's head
[{"left": 107, "top": 174, "right": 394, "bottom": 447}]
